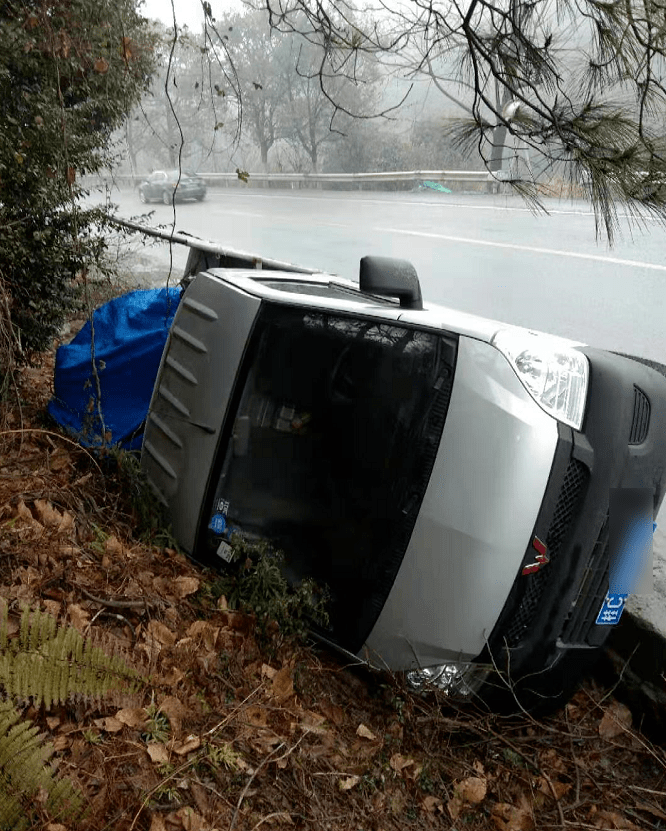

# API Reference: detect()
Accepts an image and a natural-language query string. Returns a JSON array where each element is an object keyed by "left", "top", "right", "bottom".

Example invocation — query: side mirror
[{"left": 359, "top": 256, "right": 423, "bottom": 310}]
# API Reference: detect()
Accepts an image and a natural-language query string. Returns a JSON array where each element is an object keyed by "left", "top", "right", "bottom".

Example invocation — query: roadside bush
[
  {"left": 208, "top": 537, "right": 330, "bottom": 643},
  {"left": 0, "top": 0, "right": 156, "bottom": 367}
]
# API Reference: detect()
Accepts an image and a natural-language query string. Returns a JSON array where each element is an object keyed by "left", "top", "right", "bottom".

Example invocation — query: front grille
[
  {"left": 504, "top": 459, "right": 589, "bottom": 648},
  {"left": 629, "top": 386, "right": 650, "bottom": 445},
  {"left": 561, "top": 518, "right": 609, "bottom": 645}
]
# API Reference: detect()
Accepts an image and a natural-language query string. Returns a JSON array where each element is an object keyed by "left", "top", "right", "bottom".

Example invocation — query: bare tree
[
  {"left": 219, "top": 10, "right": 292, "bottom": 171},
  {"left": 243, "top": 0, "right": 666, "bottom": 240}
]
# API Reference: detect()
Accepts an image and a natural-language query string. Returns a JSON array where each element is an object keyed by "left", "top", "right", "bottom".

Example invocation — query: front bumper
[{"left": 486, "top": 348, "right": 666, "bottom": 687}]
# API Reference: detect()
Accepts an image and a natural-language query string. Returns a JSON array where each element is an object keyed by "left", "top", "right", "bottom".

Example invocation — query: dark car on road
[{"left": 138, "top": 170, "right": 206, "bottom": 204}]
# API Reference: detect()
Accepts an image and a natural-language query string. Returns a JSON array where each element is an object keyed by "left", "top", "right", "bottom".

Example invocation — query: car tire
[
  {"left": 196, "top": 193, "right": 205, "bottom": 201},
  {"left": 476, "top": 646, "right": 607, "bottom": 717},
  {"left": 139, "top": 189, "right": 148, "bottom": 204},
  {"left": 162, "top": 190, "right": 172, "bottom": 205}
]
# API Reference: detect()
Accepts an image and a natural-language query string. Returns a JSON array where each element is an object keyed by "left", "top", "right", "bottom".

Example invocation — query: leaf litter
[{"left": 0, "top": 350, "right": 664, "bottom": 830}]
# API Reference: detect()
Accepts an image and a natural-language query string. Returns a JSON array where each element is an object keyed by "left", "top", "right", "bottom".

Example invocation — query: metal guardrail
[
  {"left": 110, "top": 217, "right": 322, "bottom": 278},
  {"left": 93, "top": 169, "right": 494, "bottom": 190},
  {"left": 204, "top": 169, "right": 493, "bottom": 185}
]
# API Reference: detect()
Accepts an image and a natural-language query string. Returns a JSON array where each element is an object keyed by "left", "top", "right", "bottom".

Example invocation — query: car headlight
[
  {"left": 492, "top": 329, "right": 589, "bottom": 430},
  {"left": 406, "top": 662, "right": 492, "bottom": 698}
]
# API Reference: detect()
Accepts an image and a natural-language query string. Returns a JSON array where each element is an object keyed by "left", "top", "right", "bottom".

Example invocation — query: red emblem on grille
[{"left": 522, "top": 536, "right": 549, "bottom": 575}]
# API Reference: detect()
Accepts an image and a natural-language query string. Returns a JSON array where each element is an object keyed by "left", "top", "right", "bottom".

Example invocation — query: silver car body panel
[
  {"left": 360, "top": 336, "right": 560, "bottom": 671},
  {"left": 142, "top": 274, "right": 261, "bottom": 551},
  {"left": 143, "top": 268, "right": 573, "bottom": 668},
  {"left": 203, "top": 269, "right": 587, "bottom": 348}
]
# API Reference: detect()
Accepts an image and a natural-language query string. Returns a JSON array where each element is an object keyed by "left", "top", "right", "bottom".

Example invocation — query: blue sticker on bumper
[{"left": 596, "top": 593, "right": 628, "bottom": 625}]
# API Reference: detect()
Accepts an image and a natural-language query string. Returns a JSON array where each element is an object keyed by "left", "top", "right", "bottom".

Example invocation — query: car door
[{"left": 148, "top": 171, "right": 165, "bottom": 199}]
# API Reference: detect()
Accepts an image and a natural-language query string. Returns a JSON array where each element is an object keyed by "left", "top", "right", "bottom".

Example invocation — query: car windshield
[{"left": 203, "top": 302, "right": 456, "bottom": 648}]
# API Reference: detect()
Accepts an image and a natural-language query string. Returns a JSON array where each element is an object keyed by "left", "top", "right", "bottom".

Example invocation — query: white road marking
[
  {"left": 212, "top": 209, "right": 266, "bottom": 218},
  {"left": 222, "top": 191, "right": 613, "bottom": 217},
  {"left": 376, "top": 227, "right": 666, "bottom": 271}
]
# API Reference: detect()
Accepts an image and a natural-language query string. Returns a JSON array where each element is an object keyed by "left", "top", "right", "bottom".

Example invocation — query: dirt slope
[{"left": 0, "top": 350, "right": 665, "bottom": 831}]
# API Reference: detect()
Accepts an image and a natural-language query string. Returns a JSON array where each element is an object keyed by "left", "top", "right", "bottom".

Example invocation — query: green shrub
[
  {"left": 209, "top": 537, "right": 329, "bottom": 641},
  {"left": 0, "top": 0, "right": 156, "bottom": 362}
]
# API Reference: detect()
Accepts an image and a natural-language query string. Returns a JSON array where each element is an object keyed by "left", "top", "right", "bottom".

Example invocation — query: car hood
[{"left": 397, "top": 302, "right": 588, "bottom": 349}]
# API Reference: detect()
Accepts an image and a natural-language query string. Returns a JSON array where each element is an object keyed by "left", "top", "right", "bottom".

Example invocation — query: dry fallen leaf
[
  {"left": 448, "top": 776, "right": 488, "bottom": 817},
  {"left": 261, "top": 663, "right": 277, "bottom": 680},
  {"left": 161, "top": 666, "right": 185, "bottom": 686},
  {"left": 186, "top": 620, "right": 219, "bottom": 651},
  {"left": 390, "top": 753, "right": 415, "bottom": 773},
  {"left": 422, "top": 795, "right": 444, "bottom": 813},
  {"left": 173, "top": 806, "right": 207, "bottom": 831},
  {"left": 171, "top": 735, "right": 201, "bottom": 756},
  {"left": 146, "top": 620, "right": 177, "bottom": 648},
  {"left": 116, "top": 707, "right": 147, "bottom": 728},
  {"left": 33, "top": 499, "right": 61, "bottom": 527},
  {"left": 593, "top": 810, "right": 641, "bottom": 830},
  {"left": 338, "top": 775, "right": 360, "bottom": 791},
  {"left": 319, "top": 699, "right": 344, "bottom": 726},
  {"left": 491, "top": 802, "right": 535, "bottom": 831},
  {"left": 458, "top": 776, "right": 487, "bottom": 804},
  {"left": 538, "top": 777, "right": 572, "bottom": 800},
  {"left": 271, "top": 665, "right": 294, "bottom": 703},
  {"left": 356, "top": 723, "right": 377, "bottom": 741},
  {"left": 68, "top": 603, "right": 90, "bottom": 632},
  {"left": 94, "top": 716, "right": 123, "bottom": 733},
  {"left": 104, "top": 535, "right": 123, "bottom": 557},
  {"left": 599, "top": 700, "right": 633, "bottom": 740},
  {"left": 299, "top": 710, "right": 328, "bottom": 735},
  {"left": 149, "top": 816, "right": 167, "bottom": 831},
  {"left": 173, "top": 576, "right": 200, "bottom": 598},
  {"left": 159, "top": 696, "right": 187, "bottom": 738},
  {"left": 146, "top": 743, "right": 170, "bottom": 764}
]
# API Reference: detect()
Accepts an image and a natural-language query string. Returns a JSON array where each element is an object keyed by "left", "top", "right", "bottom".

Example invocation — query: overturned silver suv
[{"left": 141, "top": 241, "right": 666, "bottom": 712}]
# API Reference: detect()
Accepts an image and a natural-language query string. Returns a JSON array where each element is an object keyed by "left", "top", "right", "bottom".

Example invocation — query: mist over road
[{"left": 112, "top": 187, "right": 666, "bottom": 359}]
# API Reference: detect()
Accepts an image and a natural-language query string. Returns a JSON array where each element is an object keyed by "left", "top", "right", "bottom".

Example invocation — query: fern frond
[
  {"left": 0, "top": 701, "right": 84, "bottom": 830},
  {"left": 0, "top": 604, "right": 147, "bottom": 827},
  {"left": 0, "top": 606, "right": 145, "bottom": 708}
]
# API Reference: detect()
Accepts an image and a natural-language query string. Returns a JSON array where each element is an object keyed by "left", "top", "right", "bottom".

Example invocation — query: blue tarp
[
  {"left": 48, "top": 288, "right": 181, "bottom": 450},
  {"left": 420, "top": 181, "right": 452, "bottom": 194}
]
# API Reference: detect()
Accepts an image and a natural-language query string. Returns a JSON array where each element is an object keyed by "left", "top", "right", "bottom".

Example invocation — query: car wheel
[
  {"left": 162, "top": 190, "right": 172, "bottom": 205},
  {"left": 195, "top": 193, "right": 205, "bottom": 201},
  {"left": 476, "top": 645, "right": 608, "bottom": 716},
  {"left": 139, "top": 189, "right": 148, "bottom": 204}
]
